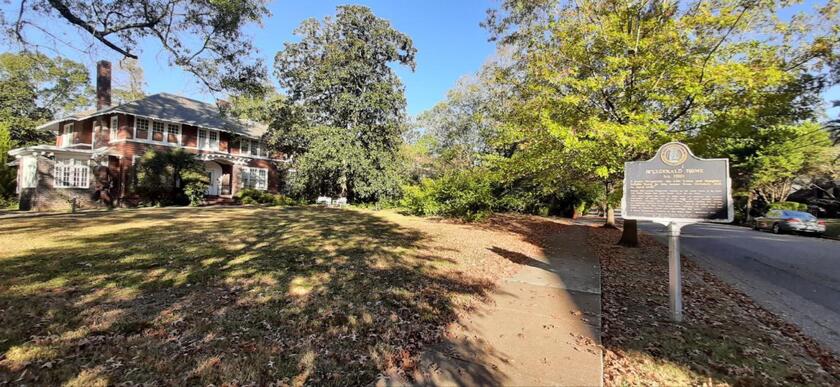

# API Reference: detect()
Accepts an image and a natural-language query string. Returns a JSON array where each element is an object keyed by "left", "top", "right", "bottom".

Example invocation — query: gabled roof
[{"left": 38, "top": 93, "right": 267, "bottom": 139}]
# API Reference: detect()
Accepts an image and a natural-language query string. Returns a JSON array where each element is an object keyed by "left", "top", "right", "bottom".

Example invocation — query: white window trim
[
  {"left": 109, "top": 116, "right": 119, "bottom": 142},
  {"left": 61, "top": 123, "right": 74, "bottom": 147},
  {"left": 198, "top": 128, "right": 220, "bottom": 151},
  {"left": 53, "top": 158, "right": 90, "bottom": 189},
  {"left": 133, "top": 115, "right": 184, "bottom": 146},
  {"left": 133, "top": 117, "right": 150, "bottom": 140},
  {"left": 240, "top": 166, "right": 268, "bottom": 190},
  {"left": 151, "top": 120, "right": 165, "bottom": 142},
  {"left": 20, "top": 156, "right": 37, "bottom": 189},
  {"left": 166, "top": 122, "right": 182, "bottom": 145}
]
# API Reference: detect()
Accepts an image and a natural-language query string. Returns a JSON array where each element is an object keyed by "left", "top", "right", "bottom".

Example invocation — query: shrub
[
  {"left": 400, "top": 169, "right": 496, "bottom": 221},
  {"left": 768, "top": 201, "right": 808, "bottom": 211},
  {"left": 0, "top": 195, "right": 18, "bottom": 210},
  {"left": 135, "top": 149, "right": 207, "bottom": 206},
  {"left": 235, "top": 188, "right": 297, "bottom": 206},
  {"left": 183, "top": 181, "right": 208, "bottom": 207}
]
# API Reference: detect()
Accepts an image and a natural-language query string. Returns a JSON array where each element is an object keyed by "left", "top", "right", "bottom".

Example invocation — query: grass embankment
[
  {"left": 590, "top": 227, "right": 840, "bottom": 386},
  {"left": 0, "top": 206, "right": 541, "bottom": 385}
]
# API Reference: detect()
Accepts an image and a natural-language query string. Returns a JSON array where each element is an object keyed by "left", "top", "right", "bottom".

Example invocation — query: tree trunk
[
  {"left": 603, "top": 181, "right": 616, "bottom": 228},
  {"left": 617, "top": 219, "right": 639, "bottom": 247},
  {"left": 745, "top": 192, "right": 753, "bottom": 224},
  {"left": 604, "top": 205, "right": 616, "bottom": 228}
]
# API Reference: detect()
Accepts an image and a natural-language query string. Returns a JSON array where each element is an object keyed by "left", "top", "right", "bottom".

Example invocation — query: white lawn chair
[
  {"left": 334, "top": 197, "right": 348, "bottom": 207},
  {"left": 316, "top": 196, "right": 332, "bottom": 206}
]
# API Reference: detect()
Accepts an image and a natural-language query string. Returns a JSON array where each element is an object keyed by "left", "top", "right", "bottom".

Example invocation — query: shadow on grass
[{"left": 0, "top": 206, "right": 502, "bottom": 385}]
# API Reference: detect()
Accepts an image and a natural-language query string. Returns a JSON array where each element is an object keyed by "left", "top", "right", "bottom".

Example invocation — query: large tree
[
  {"left": 112, "top": 58, "right": 146, "bottom": 104},
  {"left": 269, "top": 5, "right": 416, "bottom": 202},
  {"left": 0, "top": 52, "right": 90, "bottom": 146},
  {"left": 0, "top": 52, "right": 90, "bottom": 199},
  {"left": 485, "top": 0, "right": 839, "bottom": 245},
  {"left": 5, "top": 0, "right": 270, "bottom": 93}
]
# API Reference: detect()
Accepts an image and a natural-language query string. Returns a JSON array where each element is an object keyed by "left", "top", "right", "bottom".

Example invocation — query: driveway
[{"left": 638, "top": 221, "right": 840, "bottom": 355}]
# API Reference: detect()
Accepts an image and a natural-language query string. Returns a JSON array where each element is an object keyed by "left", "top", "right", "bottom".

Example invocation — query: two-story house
[{"left": 7, "top": 61, "right": 287, "bottom": 211}]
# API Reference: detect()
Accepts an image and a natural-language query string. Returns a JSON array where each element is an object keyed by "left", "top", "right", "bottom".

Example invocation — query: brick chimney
[{"left": 96, "top": 60, "right": 112, "bottom": 110}]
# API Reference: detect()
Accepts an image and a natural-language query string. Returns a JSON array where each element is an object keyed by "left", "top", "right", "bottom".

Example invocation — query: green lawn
[{"left": 0, "top": 206, "right": 534, "bottom": 385}]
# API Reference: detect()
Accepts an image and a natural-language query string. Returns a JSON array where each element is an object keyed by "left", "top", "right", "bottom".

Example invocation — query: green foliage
[
  {"left": 235, "top": 188, "right": 297, "bottom": 206},
  {"left": 0, "top": 195, "right": 17, "bottom": 210},
  {"left": 270, "top": 5, "right": 416, "bottom": 202},
  {"left": 768, "top": 202, "right": 808, "bottom": 212},
  {"left": 400, "top": 169, "right": 497, "bottom": 221},
  {"left": 11, "top": 0, "right": 269, "bottom": 94},
  {"left": 0, "top": 122, "right": 14, "bottom": 200},
  {"left": 135, "top": 149, "right": 207, "bottom": 206},
  {"left": 183, "top": 181, "right": 209, "bottom": 207},
  {"left": 407, "top": 0, "right": 840, "bottom": 223},
  {"left": 0, "top": 52, "right": 91, "bottom": 146},
  {"left": 0, "top": 52, "right": 90, "bottom": 201}
]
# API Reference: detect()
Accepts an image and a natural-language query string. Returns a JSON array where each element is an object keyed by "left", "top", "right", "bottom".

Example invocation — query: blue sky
[
  {"left": 2, "top": 0, "right": 838, "bottom": 118},
  {"left": 55, "top": 0, "right": 498, "bottom": 118}
]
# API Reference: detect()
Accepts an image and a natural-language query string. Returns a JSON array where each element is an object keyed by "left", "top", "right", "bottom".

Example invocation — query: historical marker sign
[
  {"left": 621, "top": 142, "right": 733, "bottom": 322},
  {"left": 622, "top": 142, "right": 733, "bottom": 223}
]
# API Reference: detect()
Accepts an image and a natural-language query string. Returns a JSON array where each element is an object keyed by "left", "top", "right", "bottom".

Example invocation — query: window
[
  {"left": 240, "top": 167, "right": 268, "bottom": 190},
  {"left": 20, "top": 156, "right": 37, "bottom": 189},
  {"left": 239, "top": 139, "right": 266, "bottom": 157},
  {"left": 135, "top": 118, "right": 149, "bottom": 139},
  {"left": 61, "top": 123, "right": 74, "bottom": 147},
  {"left": 152, "top": 121, "right": 165, "bottom": 141},
  {"left": 198, "top": 129, "right": 208, "bottom": 149},
  {"left": 54, "top": 158, "right": 89, "bottom": 189},
  {"left": 198, "top": 129, "right": 219, "bottom": 150},
  {"left": 239, "top": 138, "right": 250, "bottom": 154},
  {"left": 110, "top": 116, "right": 119, "bottom": 141},
  {"left": 250, "top": 140, "right": 260, "bottom": 156},
  {"left": 167, "top": 123, "right": 181, "bottom": 144},
  {"left": 209, "top": 130, "right": 218, "bottom": 150}
]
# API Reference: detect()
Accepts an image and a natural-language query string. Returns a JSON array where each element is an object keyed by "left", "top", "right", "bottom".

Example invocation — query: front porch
[{"left": 196, "top": 153, "right": 250, "bottom": 199}]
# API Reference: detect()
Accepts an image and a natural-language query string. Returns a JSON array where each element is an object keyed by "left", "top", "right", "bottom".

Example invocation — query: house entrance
[{"left": 204, "top": 161, "right": 223, "bottom": 196}]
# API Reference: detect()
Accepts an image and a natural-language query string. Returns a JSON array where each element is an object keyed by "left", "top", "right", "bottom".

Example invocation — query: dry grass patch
[
  {"left": 0, "top": 206, "right": 540, "bottom": 385},
  {"left": 590, "top": 226, "right": 840, "bottom": 386}
]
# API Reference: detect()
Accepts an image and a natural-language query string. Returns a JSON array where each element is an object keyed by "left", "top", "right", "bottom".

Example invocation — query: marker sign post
[{"left": 621, "top": 142, "right": 733, "bottom": 322}]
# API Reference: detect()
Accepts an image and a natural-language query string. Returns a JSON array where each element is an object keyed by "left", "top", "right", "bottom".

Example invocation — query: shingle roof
[{"left": 39, "top": 93, "right": 267, "bottom": 139}]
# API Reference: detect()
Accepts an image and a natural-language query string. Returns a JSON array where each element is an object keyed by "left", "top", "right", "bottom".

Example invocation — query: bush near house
[
  {"left": 134, "top": 149, "right": 208, "bottom": 207},
  {"left": 235, "top": 188, "right": 297, "bottom": 206}
]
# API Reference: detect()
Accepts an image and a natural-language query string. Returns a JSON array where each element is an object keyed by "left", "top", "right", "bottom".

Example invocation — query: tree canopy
[
  {"left": 6, "top": 0, "right": 270, "bottom": 93},
  {"left": 0, "top": 52, "right": 90, "bottom": 146},
  {"left": 268, "top": 5, "right": 416, "bottom": 201}
]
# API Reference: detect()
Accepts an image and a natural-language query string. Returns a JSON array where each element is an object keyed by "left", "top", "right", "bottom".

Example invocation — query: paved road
[{"left": 638, "top": 221, "right": 840, "bottom": 355}]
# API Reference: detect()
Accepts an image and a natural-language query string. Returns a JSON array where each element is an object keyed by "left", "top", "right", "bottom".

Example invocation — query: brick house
[{"left": 7, "top": 61, "right": 287, "bottom": 211}]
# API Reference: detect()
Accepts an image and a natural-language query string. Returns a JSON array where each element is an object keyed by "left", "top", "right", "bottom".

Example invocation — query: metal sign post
[
  {"left": 667, "top": 222, "right": 684, "bottom": 322},
  {"left": 622, "top": 142, "right": 732, "bottom": 323}
]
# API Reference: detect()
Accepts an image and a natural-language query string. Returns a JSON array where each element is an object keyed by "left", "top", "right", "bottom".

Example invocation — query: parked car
[{"left": 752, "top": 210, "right": 826, "bottom": 236}]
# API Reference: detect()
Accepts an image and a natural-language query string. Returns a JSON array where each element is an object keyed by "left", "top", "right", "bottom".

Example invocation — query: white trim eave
[
  {"left": 8, "top": 145, "right": 109, "bottom": 159},
  {"left": 117, "top": 110, "right": 263, "bottom": 140},
  {"left": 39, "top": 109, "right": 265, "bottom": 140},
  {"left": 108, "top": 138, "right": 288, "bottom": 162}
]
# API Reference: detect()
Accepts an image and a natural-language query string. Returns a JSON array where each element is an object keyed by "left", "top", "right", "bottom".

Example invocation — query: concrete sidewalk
[{"left": 379, "top": 222, "right": 602, "bottom": 386}]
